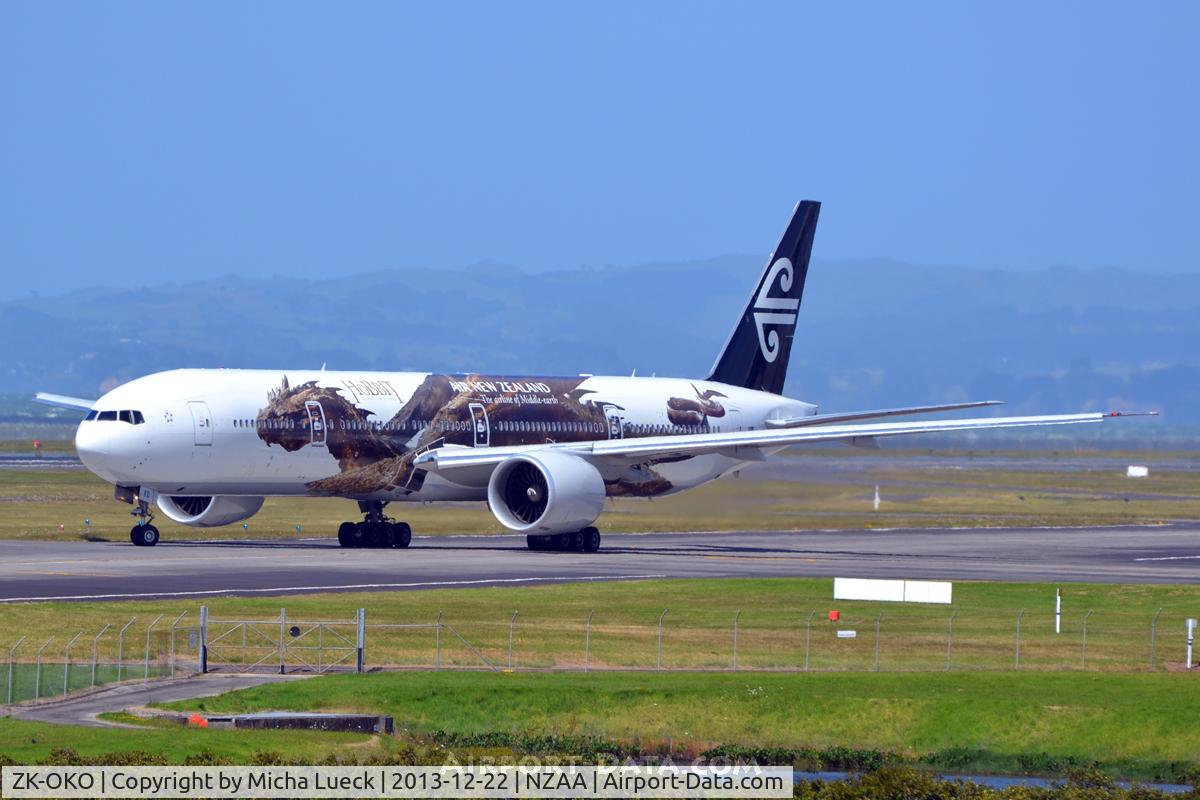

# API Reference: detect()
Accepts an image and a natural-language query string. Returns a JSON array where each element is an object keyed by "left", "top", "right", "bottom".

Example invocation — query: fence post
[
  {"left": 584, "top": 610, "right": 594, "bottom": 673},
  {"left": 507, "top": 612, "right": 518, "bottom": 670},
  {"left": 732, "top": 610, "right": 742, "bottom": 671},
  {"left": 356, "top": 609, "right": 365, "bottom": 673},
  {"left": 198, "top": 606, "right": 208, "bottom": 674},
  {"left": 656, "top": 609, "right": 668, "bottom": 670},
  {"left": 946, "top": 611, "right": 958, "bottom": 671},
  {"left": 117, "top": 619, "right": 136, "bottom": 682},
  {"left": 873, "top": 614, "right": 883, "bottom": 672},
  {"left": 435, "top": 611, "right": 443, "bottom": 671},
  {"left": 167, "top": 613, "right": 187, "bottom": 677},
  {"left": 1149, "top": 608, "right": 1164, "bottom": 669},
  {"left": 278, "top": 608, "right": 287, "bottom": 675},
  {"left": 62, "top": 632, "right": 82, "bottom": 696},
  {"left": 7, "top": 636, "right": 27, "bottom": 704},
  {"left": 1015, "top": 609, "right": 1025, "bottom": 670},
  {"left": 804, "top": 610, "right": 815, "bottom": 672},
  {"left": 90, "top": 625, "right": 110, "bottom": 688},
  {"left": 34, "top": 638, "right": 54, "bottom": 700},
  {"left": 144, "top": 615, "right": 163, "bottom": 681}
]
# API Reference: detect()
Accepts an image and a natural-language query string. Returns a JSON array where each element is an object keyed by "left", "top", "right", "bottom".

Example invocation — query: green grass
[
  {"left": 2, "top": 578, "right": 1198, "bottom": 674},
  {"left": 157, "top": 669, "right": 1200, "bottom": 780},
  {"left": 1, "top": 450, "right": 1197, "bottom": 541},
  {"left": 0, "top": 716, "right": 379, "bottom": 763}
]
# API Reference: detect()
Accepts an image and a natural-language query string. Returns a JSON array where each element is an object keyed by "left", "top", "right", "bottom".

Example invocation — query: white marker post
[
  {"left": 1188, "top": 619, "right": 1196, "bottom": 670},
  {"left": 1055, "top": 588, "right": 1062, "bottom": 634}
]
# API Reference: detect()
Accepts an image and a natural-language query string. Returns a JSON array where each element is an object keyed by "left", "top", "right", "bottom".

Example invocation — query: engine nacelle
[
  {"left": 156, "top": 495, "right": 265, "bottom": 528},
  {"left": 487, "top": 451, "right": 605, "bottom": 534}
]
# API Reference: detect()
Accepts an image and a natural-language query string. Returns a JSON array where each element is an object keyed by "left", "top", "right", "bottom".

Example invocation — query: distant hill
[{"left": 2, "top": 258, "right": 1197, "bottom": 435}]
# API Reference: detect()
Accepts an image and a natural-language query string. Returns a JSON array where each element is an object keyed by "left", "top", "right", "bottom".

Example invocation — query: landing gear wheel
[
  {"left": 130, "top": 524, "right": 160, "bottom": 547},
  {"left": 392, "top": 522, "right": 412, "bottom": 548},
  {"left": 568, "top": 531, "right": 585, "bottom": 552},
  {"left": 582, "top": 527, "right": 601, "bottom": 553},
  {"left": 337, "top": 521, "right": 357, "bottom": 548},
  {"left": 526, "top": 534, "right": 548, "bottom": 551},
  {"left": 365, "top": 523, "right": 384, "bottom": 549}
]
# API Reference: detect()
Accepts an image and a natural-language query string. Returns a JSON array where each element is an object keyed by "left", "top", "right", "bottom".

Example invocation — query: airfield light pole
[
  {"left": 144, "top": 615, "right": 163, "bottom": 681},
  {"left": 1149, "top": 608, "right": 1164, "bottom": 669},
  {"left": 584, "top": 610, "right": 594, "bottom": 673},
  {"left": 732, "top": 610, "right": 742, "bottom": 671},
  {"left": 946, "top": 611, "right": 958, "bottom": 672},
  {"left": 1080, "top": 609, "right": 1094, "bottom": 668},
  {"left": 116, "top": 618, "right": 137, "bottom": 682},
  {"left": 656, "top": 609, "right": 668, "bottom": 670},
  {"left": 90, "top": 625, "right": 110, "bottom": 688},
  {"left": 61, "top": 632, "right": 83, "bottom": 696},
  {"left": 1055, "top": 589, "right": 1062, "bottom": 634},
  {"left": 33, "top": 637, "right": 54, "bottom": 701},
  {"left": 198, "top": 606, "right": 208, "bottom": 674},
  {"left": 508, "top": 612, "right": 518, "bottom": 670},
  {"left": 804, "top": 611, "right": 816, "bottom": 672},
  {"left": 7, "top": 636, "right": 27, "bottom": 704},
  {"left": 1015, "top": 609, "right": 1026, "bottom": 670},
  {"left": 356, "top": 609, "right": 365, "bottom": 674},
  {"left": 278, "top": 609, "right": 286, "bottom": 675}
]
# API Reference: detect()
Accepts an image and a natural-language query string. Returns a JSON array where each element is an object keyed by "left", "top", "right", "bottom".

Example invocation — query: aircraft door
[
  {"left": 305, "top": 401, "right": 327, "bottom": 446},
  {"left": 469, "top": 403, "right": 489, "bottom": 447},
  {"left": 188, "top": 401, "right": 213, "bottom": 446},
  {"left": 606, "top": 407, "right": 623, "bottom": 439}
]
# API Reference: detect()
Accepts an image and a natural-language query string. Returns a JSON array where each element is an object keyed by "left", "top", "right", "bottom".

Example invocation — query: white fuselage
[{"left": 75, "top": 369, "right": 815, "bottom": 502}]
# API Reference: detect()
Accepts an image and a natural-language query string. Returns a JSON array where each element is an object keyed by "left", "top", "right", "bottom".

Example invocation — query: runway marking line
[
  {"left": 1133, "top": 555, "right": 1200, "bottom": 562},
  {"left": 0, "top": 574, "right": 670, "bottom": 603}
]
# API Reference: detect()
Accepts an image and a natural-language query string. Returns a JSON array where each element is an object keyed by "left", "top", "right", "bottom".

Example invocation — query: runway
[{"left": 0, "top": 524, "right": 1197, "bottom": 601}]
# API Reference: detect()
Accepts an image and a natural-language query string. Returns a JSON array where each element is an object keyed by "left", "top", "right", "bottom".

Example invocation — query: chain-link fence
[{"left": 4, "top": 604, "right": 1195, "bottom": 705}]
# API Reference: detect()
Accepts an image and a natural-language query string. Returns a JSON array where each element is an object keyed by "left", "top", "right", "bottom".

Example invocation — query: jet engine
[
  {"left": 156, "top": 495, "right": 265, "bottom": 528},
  {"left": 486, "top": 451, "right": 605, "bottom": 534}
]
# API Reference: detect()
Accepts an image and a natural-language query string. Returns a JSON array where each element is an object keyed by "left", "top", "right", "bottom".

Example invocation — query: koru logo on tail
[{"left": 753, "top": 257, "right": 799, "bottom": 362}]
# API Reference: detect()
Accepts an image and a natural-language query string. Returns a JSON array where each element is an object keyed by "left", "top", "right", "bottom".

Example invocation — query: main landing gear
[
  {"left": 337, "top": 501, "right": 412, "bottom": 549},
  {"left": 526, "top": 526, "right": 601, "bottom": 553},
  {"left": 129, "top": 497, "right": 160, "bottom": 547}
]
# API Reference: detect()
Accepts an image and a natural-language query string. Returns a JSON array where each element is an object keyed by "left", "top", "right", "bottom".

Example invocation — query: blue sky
[{"left": 1, "top": 2, "right": 1196, "bottom": 299}]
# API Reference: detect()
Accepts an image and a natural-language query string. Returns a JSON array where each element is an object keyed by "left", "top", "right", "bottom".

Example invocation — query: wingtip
[{"left": 1106, "top": 410, "right": 1159, "bottom": 418}]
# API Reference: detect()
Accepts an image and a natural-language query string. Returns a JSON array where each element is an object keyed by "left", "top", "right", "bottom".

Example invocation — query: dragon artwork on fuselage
[{"left": 254, "top": 375, "right": 728, "bottom": 499}]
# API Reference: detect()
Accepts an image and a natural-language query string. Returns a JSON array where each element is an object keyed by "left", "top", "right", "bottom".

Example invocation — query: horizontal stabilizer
[{"left": 34, "top": 392, "right": 96, "bottom": 412}]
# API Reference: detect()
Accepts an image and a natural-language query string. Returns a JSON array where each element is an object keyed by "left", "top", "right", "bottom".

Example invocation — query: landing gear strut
[
  {"left": 129, "top": 498, "right": 160, "bottom": 547},
  {"left": 337, "top": 501, "right": 412, "bottom": 549},
  {"left": 526, "top": 526, "right": 601, "bottom": 553}
]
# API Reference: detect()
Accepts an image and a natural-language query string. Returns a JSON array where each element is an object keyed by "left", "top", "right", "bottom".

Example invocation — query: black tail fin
[{"left": 706, "top": 200, "right": 820, "bottom": 395}]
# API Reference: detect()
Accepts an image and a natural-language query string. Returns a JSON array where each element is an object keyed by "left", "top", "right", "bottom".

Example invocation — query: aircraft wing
[
  {"left": 765, "top": 400, "right": 1003, "bottom": 428},
  {"left": 33, "top": 392, "right": 96, "bottom": 412},
  {"left": 415, "top": 410, "right": 1153, "bottom": 475}
]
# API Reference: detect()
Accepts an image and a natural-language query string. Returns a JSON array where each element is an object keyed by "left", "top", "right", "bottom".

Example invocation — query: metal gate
[{"left": 199, "top": 607, "right": 364, "bottom": 674}]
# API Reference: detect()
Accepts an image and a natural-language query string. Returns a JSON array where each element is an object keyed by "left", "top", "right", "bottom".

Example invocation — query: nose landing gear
[
  {"left": 337, "top": 501, "right": 412, "bottom": 549},
  {"left": 129, "top": 497, "right": 160, "bottom": 547}
]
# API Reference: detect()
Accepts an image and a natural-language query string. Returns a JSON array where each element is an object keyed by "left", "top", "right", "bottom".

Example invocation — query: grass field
[
  {"left": 3, "top": 670, "right": 1198, "bottom": 780},
  {"left": 2, "top": 578, "right": 1198, "bottom": 675},
  {"left": 1, "top": 450, "right": 1198, "bottom": 541}
]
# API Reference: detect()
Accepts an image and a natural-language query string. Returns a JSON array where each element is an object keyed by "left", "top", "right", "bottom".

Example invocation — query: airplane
[{"left": 36, "top": 200, "right": 1152, "bottom": 550}]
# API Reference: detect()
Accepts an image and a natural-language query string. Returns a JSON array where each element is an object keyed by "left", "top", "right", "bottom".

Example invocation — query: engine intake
[
  {"left": 487, "top": 451, "right": 605, "bottom": 534},
  {"left": 156, "top": 495, "right": 265, "bottom": 528}
]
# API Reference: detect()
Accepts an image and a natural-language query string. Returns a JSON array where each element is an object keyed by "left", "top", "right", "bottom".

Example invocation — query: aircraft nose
[{"left": 75, "top": 421, "right": 113, "bottom": 478}]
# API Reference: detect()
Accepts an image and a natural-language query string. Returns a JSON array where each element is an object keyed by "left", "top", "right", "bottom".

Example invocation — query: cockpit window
[
  {"left": 91, "top": 410, "right": 145, "bottom": 424},
  {"left": 85, "top": 410, "right": 98, "bottom": 421}
]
